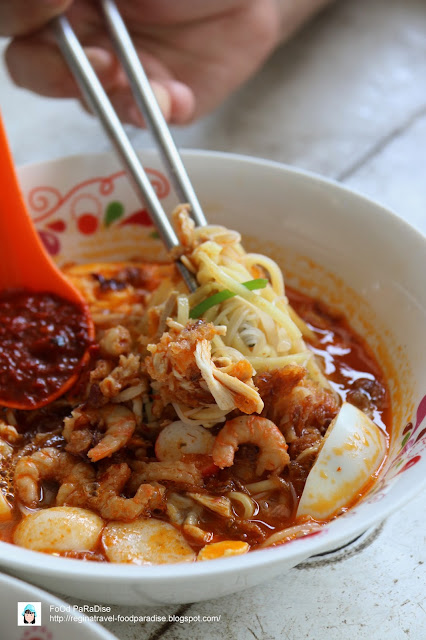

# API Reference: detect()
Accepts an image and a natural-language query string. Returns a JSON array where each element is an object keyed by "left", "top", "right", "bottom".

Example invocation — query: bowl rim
[
  {"left": 18, "top": 147, "right": 426, "bottom": 244},
  {"left": 2, "top": 149, "right": 425, "bottom": 581}
]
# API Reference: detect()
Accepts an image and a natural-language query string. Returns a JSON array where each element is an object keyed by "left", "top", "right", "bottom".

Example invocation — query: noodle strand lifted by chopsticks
[{"left": 145, "top": 205, "right": 331, "bottom": 427}]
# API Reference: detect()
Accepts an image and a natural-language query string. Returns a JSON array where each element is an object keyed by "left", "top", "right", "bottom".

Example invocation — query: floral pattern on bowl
[
  {"left": 30, "top": 167, "right": 170, "bottom": 264},
  {"left": 19, "top": 627, "right": 53, "bottom": 640}
]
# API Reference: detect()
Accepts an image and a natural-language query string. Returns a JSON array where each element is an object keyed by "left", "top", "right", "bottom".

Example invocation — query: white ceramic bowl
[
  {"left": 0, "top": 572, "right": 116, "bottom": 640},
  {"left": 0, "top": 150, "right": 425, "bottom": 605}
]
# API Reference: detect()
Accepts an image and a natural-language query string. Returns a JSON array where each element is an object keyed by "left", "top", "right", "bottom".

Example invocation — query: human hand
[{"left": 2, "top": 0, "right": 281, "bottom": 125}]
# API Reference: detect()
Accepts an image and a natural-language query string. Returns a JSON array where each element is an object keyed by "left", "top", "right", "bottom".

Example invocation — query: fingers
[
  {"left": 0, "top": 0, "right": 73, "bottom": 37},
  {"left": 118, "top": 83, "right": 173, "bottom": 127},
  {"left": 6, "top": 36, "right": 195, "bottom": 125},
  {"left": 80, "top": 80, "right": 194, "bottom": 127},
  {"left": 162, "top": 80, "right": 195, "bottom": 125},
  {"left": 126, "top": 80, "right": 194, "bottom": 126},
  {"left": 5, "top": 37, "right": 118, "bottom": 97}
]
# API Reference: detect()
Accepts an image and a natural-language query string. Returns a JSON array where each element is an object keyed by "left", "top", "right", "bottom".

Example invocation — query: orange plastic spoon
[{"left": 0, "top": 113, "right": 94, "bottom": 410}]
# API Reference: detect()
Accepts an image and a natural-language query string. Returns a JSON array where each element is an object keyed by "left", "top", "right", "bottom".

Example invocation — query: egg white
[{"left": 297, "top": 402, "right": 387, "bottom": 520}]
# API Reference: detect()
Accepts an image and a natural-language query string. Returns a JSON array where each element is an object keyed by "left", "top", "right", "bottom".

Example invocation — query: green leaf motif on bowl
[{"left": 104, "top": 201, "right": 124, "bottom": 227}]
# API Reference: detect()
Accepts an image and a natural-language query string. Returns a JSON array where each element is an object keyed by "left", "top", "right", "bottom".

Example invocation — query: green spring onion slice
[{"left": 189, "top": 278, "right": 268, "bottom": 319}]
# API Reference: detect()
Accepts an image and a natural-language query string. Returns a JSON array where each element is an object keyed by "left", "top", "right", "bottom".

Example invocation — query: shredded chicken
[
  {"left": 146, "top": 319, "right": 263, "bottom": 414},
  {"left": 146, "top": 292, "right": 179, "bottom": 341},
  {"left": 195, "top": 340, "right": 263, "bottom": 414}
]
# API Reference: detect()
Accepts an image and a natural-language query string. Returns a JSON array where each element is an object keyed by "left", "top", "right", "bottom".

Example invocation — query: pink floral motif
[
  {"left": 70, "top": 193, "right": 103, "bottom": 222},
  {"left": 29, "top": 186, "right": 63, "bottom": 223},
  {"left": 29, "top": 169, "right": 169, "bottom": 223},
  {"left": 396, "top": 455, "right": 421, "bottom": 475},
  {"left": 119, "top": 209, "right": 153, "bottom": 227},
  {"left": 38, "top": 230, "right": 60, "bottom": 256},
  {"left": 32, "top": 168, "right": 170, "bottom": 255},
  {"left": 414, "top": 394, "right": 426, "bottom": 430},
  {"left": 399, "top": 395, "right": 426, "bottom": 456},
  {"left": 77, "top": 214, "right": 99, "bottom": 235},
  {"left": 387, "top": 393, "right": 426, "bottom": 477},
  {"left": 350, "top": 395, "right": 426, "bottom": 506},
  {"left": 19, "top": 626, "right": 53, "bottom": 640},
  {"left": 46, "top": 220, "right": 66, "bottom": 232},
  {"left": 145, "top": 168, "right": 170, "bottom": 198}
]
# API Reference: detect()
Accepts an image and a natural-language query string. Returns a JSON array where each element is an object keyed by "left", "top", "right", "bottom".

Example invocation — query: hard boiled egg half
[{"left": 297, "top": 402, "right": 387, "bottom": 520}]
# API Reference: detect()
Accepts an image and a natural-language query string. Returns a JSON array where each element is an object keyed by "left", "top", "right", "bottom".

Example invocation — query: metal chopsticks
[
  {"left": 51, "top": 2, "right": 204, "bottom": 290},
  {"left": 99, "top": 0, "right": 207, "bottom": 229}
]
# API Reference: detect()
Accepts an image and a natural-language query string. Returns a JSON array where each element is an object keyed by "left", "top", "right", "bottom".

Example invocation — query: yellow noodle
[
  {"left": 260, "top": 522, "right": 323, "bottom": 547},
  {"left": 197, "top": 253, "right": 302, "bottom": 343},
  {"left": 287, "top": 305, "right": 316, "bottom": 341},
  {"left": 244, "top": 253, "right": 285, "bottom": 297},
  {"left": 183, "top": 523, "right": 212, "bottom": 543},
  {"left": 295, "top": 442, "right": 322, "bottom": 464},
  {"left": 227, "top": 492, "right": 255, "bottom": 519},
  {"left": 306, "top": 357, "right": 334, "bottom": 392},
  {"left": 247, "top": 353, "right": 311, "bottom": 372},
  {"left": 184, "top": 510, "right": 200, "bottom": 526},
  {"left": 176, "top": 295, "right": 190, "bottom": 326},
  {"left": 246, "top": 478, "right": 282, "bottom": 494},
  {"left": 173, "top": 403, "right": 228, "bottom": 427}
]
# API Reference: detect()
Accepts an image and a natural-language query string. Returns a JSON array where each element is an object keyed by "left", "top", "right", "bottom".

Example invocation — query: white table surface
[{"left": 1, "top": 0, "right": 425, "bottom": 638}]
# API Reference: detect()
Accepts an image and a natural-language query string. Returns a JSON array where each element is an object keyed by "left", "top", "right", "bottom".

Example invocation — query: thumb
[{"left": 0, "top": 0, "right": 73, "bottom": 37}]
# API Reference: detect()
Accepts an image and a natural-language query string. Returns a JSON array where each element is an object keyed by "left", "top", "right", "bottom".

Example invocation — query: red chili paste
[{"left": 0, "top": 290, "right": 90, "bottom": 408}]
